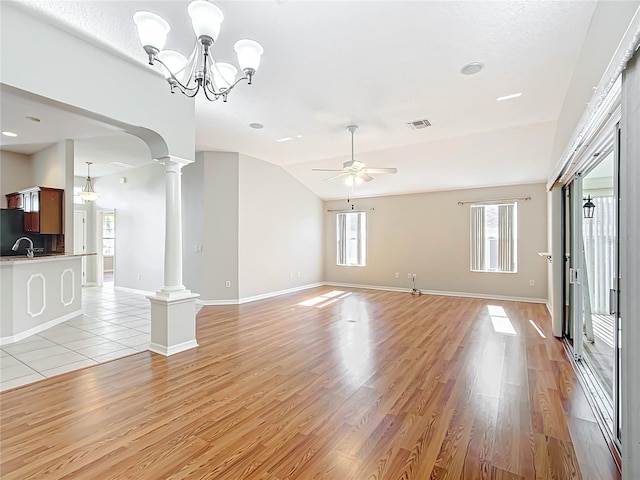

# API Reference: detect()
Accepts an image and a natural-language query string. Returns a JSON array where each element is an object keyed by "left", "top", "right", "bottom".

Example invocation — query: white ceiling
[{"left": 2, "top": 0, "right": 610, "bottom": 199}]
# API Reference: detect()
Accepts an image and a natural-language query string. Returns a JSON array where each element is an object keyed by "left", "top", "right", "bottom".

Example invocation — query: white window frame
[
  {"left": 336, "top": 212, "right": 366, "bottom": 267},
  {"left": 470, "top": 202, "right": 517, "bottom": 273}
]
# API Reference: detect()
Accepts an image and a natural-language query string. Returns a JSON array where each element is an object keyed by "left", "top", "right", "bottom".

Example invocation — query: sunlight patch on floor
[
  {"left": 297, "top": 290, "right": 351, "bottom": 308},
  {"left": 487, "top": 305, "right": 517, "bottom": 336},
  {"left": 529, "top": 319, "right": 546, "bottom": 338}
]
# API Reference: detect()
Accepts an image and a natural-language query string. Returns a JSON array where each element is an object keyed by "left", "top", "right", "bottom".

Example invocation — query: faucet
[{"left": 12, "top": 237, "right": 34, "bottom": 258}]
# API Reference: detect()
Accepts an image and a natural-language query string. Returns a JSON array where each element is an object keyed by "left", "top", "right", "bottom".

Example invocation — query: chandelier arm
[{"left": 202, "top": 86, "right": 222, "bottom": 102}]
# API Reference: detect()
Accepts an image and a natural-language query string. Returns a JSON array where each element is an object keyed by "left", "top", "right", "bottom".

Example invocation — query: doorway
[{"left": 100, "top": 211, "right": 115, "bottom": 286}]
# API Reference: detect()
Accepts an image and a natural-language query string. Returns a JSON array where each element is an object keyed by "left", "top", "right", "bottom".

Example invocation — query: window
[
  {"left": 73, "top": 186, "right": 85, "bottom": 205},
  {"left": 337, "top": 212, "right": 366, "bottom": 266},
  {"left": 470, "top": 203, "right": 517, "bottom": 273},
  {"left": 103, "top": 214, "right": 115, "bottom": 256}
]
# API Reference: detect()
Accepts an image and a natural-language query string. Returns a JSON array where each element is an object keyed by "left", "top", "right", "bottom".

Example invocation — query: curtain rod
[
  {"left": 326, "top": 207, "right": 375, "bottom": 213},
  {"left": 457, "top": 196, "right": 531, "bottom": 206}
]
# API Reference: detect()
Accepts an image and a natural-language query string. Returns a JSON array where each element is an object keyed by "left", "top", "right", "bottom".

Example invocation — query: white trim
[
  {"left": 324, "top": 282, "right": 548, "bottom": 304},
  {"left": 0, "top": 309, "right": 83, "bottom": 345},
  {"left": 27, "top": 273, "right": 46, "bottom": 317},
  {"left": 197, "top": 282, "right": 325, "bottom": 306},
  {"left": 60, "top": 269, "right": 75, "bottom": 306},
  {"left": 545, "top": 301, "right": 552, "bottom": 316},
  {"left": 115, "top": 286, "right": 155, "bottom": 297},
  {"left": 149, "top": 340, "right": 198, "bottom": 356}
]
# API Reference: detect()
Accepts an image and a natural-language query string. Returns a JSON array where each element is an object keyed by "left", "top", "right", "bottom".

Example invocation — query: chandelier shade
[
  {"left": 78, "top": 161, "right": 100, "bottom": 202},
  {"left": 133, "top": 1, "right": 263, "bottom": 102},
  {"left": 234, "top": 39, "right": 264, "bottom": 72},
  {"left": 213, "top": 62, "right": 238, "bottom": 89},
  {"left": 187, "top": 1, "right": 224, "bottom": 41},
  {"left": 157, "top": 50, "right": 188, "bottom": 82},
  {"left": 133, "top": 11, "right": 170, "bottom": 53}
]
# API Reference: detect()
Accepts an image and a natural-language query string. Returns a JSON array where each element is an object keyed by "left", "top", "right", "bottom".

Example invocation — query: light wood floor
[{"left": 0, "top": 287, "right": 619, "bottom": 479}]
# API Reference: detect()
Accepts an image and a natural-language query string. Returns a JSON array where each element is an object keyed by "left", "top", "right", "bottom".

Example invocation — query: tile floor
[{"left": 0, "top": 285, "right": 152, "bottom": 392}]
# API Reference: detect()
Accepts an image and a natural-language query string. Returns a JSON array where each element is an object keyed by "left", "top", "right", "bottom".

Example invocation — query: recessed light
[
  {"left": 276, "top": 137, "right": 292, "bottom": 142},
  {"left": 296, "top": 135, "right": 303, "bottom": 138},
  {"left": 497, "top": 92, "right": 522, "bottom": 102},
  {"left": 460, "top": 62, "right": 484, "bottom": 75},
  {"left": 1, "top": 131, "right": 17, "bottom": 137},
  {"left": 249, "top": 123, "right": 264, "bottom": 129},
  {"left": 26, "top": 116, "right": 41, "bottom": 123}
]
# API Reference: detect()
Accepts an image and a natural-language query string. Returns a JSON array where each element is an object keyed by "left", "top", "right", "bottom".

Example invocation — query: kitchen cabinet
[
  {"left": 6, "top": 192, "right": 23, "bottom": 210},
  {"left": 21, "top": 187, "right": 64, "bottom": 234}
]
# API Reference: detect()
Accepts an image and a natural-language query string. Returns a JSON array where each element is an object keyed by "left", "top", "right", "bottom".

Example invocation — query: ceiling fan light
[
  {"left": 234, "top": 39, "right": 264, "bottom": 73},
  {"left": 212, "top": 62, "right": 238, "bottom": 89},
  {"left": 157, "top": 50, "right": 189, "bottom": 82},
  {"left": 355, "top": 176, "right": 364, "bottom": 185},
  {"left": 133, "top": 11, "right": 170, "bottom": 52},
  {"left": 188, "top": 0, "right": 224, "bottom": 41},
  {"left": 345, "top": 175, "right": 355, "bottom": 187}
]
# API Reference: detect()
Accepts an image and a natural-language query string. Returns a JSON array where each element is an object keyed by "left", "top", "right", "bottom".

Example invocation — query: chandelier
[
  {"left": 79, "top": 162, "right": 100, "bottom": 202},
  {"left": 133, "top": 1, "right": 264, "bottom": 102}
]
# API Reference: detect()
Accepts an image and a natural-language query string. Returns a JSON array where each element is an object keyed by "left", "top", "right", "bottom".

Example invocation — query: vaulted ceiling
[{"left": 2, "top": 1, "right": 636, "bottom": 199}]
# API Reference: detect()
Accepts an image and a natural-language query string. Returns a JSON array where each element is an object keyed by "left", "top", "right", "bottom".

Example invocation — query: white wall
[
  {"left": 0, "top": 150, "right": 32, "bottom": 208},
  {"left": 93, "top": 162, "right": 164, "bottom": 293},
  {"left": 324, "top": 183, "right": 548, "bottom": 301},
  {"left": 182, "top": 155, "right": 205, "bottom": 296},
  {"left": 203, "top": 152, "right": 240, "bottom": 300},
  {"left": 238, "top": 154, "right": 324, "bottom": 299},
  {"left": 621, "top": 48, "right": 640, "bottom": 480}
]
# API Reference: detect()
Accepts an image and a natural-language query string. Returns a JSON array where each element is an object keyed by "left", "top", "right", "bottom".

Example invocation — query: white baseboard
[
  {"left": 545, "top": 301, "right": 552, "bottom": 315},
  {"left": 194, "top": 281, "right": 546, "bottom": 307},
  {"left": 149, "top": 340, "right": 198, "bottom": 356},
  {"left": 324, "top": 282, "right": 548, "bottom": 304},
  {"left": 0, "top": 309, "right": 83, "bottom": 345},
  {"left": 115, "top": 286, "right": 155, "bottom": 296},
  {"left": 198, "top": 282, "right": 324, "bottom": 306}
]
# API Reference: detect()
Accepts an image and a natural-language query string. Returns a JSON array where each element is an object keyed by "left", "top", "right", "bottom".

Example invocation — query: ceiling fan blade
[
  {"left": 365, "top": 168, "right": 397, "bottom": 174},
  {"left": 324, "top": 172, "right": 349, "bottom": 181},
  {"left": 312, "top": 168, "right": 345, "bottom": 172},
  {"left": 359, "top": 173, "right": 374, "bottom": 182}
]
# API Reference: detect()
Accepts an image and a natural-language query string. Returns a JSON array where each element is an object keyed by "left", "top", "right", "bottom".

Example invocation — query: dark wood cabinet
[
  {"left": 6, "top": 192, "right": 23, "bottom": 209},
  {"left": 17, "top": 187, "right": 64, "bottom": 234}
]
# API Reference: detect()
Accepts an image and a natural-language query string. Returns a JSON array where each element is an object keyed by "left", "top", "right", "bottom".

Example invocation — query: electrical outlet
[
  {"left": 194, "top": 245, "right": 202, "bottom": 253},
  {"left": 395, "top": 272, "right": 399, "bottom": 278},
  {"left": 137, "top": 273, "right": 141, "bottom": 280},
  {"left": 297, "top": 272, "right": 301, "bottom": 278},
  {"left": 225, "top": 281, "right": 231, "bottom": 288},
  {"left": 412, "top": 274, "right": 417, "bottom": 281},
  {"left": 530, "top": 280, "right": 535, "bottom": 287},
  {"left": 408, "top": 273, "right": 412, "bottom": 279},
  {"left": 289, "top": 272, "right": 293, "bottom": 279}
]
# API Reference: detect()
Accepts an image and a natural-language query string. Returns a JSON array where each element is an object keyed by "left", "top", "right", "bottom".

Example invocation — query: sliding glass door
[{"left": 563, "top": 126, "right": 621, "bottom": 446}]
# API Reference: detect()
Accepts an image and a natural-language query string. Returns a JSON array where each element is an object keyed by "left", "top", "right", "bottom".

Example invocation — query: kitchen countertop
[{"left": 0, "top": 253, "right": 96, "bottom": 263}]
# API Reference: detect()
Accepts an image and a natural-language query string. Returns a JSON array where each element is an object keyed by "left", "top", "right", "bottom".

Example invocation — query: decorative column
[{"left": 148, "top": 156, "right": 199, "bottom": 356}]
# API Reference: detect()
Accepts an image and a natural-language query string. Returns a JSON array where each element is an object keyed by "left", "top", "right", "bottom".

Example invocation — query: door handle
[{"left": 609, "top": 288, "right": 617, "bottom": 315}]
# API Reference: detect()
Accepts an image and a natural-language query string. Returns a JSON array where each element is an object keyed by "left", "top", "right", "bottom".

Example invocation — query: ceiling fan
[{"left": 312, "top": 125, "right": 398, "bottom": 186}]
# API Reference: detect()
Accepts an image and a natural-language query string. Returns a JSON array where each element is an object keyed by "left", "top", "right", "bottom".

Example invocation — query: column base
[{"left": 147, "top": 291, "right": 200, "bottom": 357}]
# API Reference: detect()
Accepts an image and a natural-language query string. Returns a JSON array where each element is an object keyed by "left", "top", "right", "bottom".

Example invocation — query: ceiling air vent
[{"left": 407, "top": 119, "right": 432, "bottom": 130}]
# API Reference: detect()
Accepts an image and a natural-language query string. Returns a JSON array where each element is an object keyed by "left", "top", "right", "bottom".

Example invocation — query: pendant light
[
  {"left": 583, "top": 194, "right": 595, "bottom": 219},
  {"left": 79, "top": 161, "right": 100, "bottom": 202}
]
